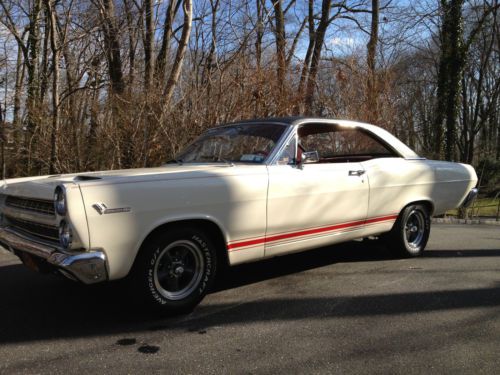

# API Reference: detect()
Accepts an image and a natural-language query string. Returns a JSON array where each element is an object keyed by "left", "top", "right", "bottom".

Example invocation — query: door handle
[{"left": 348, "top": 170, "right": 365, "bottom": 176}]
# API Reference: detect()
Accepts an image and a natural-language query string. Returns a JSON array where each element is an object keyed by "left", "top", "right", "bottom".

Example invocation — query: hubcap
[
  {"left": 153, "top": 240, "right": 204, "bottom": 301},
  {"left": 404, "top": 210, "right": 425, "bottom": 250}
]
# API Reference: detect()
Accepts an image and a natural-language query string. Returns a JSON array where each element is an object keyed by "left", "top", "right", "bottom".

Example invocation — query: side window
[
  {"left": 277, "top": 138, "right": 297, "bottom": 165},
  {"left": 298, "top": 124, "right": 395, "bottom": 163}
]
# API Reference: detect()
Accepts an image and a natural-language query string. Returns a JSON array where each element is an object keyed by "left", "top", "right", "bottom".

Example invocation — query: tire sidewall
[
  {"left": 137, "top": 228, "right": 216, "bottom": 312},
  {"left": 399, "top": 204, "right": 430, "bottom": 256}
]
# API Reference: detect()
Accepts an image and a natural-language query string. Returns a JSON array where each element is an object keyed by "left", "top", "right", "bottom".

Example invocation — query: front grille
[
  {"left": 5, "top": 215, "right": 59, "bottom": 243},
  {"left": 6, "top": 196, "right": 55, "bottom": 216}
]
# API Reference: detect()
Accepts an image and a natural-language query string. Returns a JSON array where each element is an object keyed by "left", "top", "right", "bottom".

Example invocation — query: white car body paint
[{"left": 0, "top": 118, "right": 478, "bottom": 281}]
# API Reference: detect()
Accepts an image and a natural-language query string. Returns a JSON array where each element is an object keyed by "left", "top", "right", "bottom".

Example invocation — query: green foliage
[
  {"left": 447, "top": 198, "right": 500, "bottom": 218},
  {"left": 476, "top": 159, "right": 500, "bottom": 196}
]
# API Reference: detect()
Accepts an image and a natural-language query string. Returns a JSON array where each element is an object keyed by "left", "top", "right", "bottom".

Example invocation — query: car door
[{"left": 265, "top": 123, "right": 369, "bottom": 257}]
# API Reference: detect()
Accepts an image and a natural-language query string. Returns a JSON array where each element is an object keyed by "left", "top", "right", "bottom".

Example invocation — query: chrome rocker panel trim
[{"left": 0, "top": 226, "right": 108, "bottom": 284}]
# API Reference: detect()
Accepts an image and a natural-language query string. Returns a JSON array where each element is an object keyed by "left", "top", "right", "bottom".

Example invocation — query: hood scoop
[{"left": 74, "top": 175, "right": 102, "bottom": 181}]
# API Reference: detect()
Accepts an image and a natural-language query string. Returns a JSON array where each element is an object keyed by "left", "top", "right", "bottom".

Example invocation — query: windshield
[{"left": 174, "top": 123, "right": 287, "bottom": 164}]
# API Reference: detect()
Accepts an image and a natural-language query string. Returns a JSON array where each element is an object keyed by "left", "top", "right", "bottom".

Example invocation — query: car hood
[{"left": 0, "top": 164, "right": 259, "bottom": 200}]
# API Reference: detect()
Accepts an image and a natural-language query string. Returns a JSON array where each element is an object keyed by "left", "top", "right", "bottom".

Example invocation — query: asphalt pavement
[{"left": 0, "top": 224, "right": 499, "bottom": 374}]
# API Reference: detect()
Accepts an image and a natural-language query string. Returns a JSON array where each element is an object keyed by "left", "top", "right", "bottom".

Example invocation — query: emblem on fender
[{"left": 93, "top": 203, "right": 131, "bottom": 215}]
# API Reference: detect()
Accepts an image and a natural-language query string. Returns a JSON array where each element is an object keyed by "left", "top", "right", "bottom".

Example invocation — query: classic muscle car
[{"left": 0, "top": 117, "right": 478, "bottom": 312}]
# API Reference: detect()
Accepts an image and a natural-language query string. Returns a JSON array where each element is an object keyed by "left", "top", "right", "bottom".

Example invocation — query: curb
[{"left": 432, "top": 218, "right": 500, "bottom": 226}]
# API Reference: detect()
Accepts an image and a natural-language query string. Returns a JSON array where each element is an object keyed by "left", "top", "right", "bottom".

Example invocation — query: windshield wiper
[{"left": 217, "top": 158, "right": 235, "bottom": 167}]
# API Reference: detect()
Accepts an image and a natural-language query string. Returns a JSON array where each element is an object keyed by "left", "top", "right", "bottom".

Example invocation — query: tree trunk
[
  {"left": 304, "top": 0, "right": 331, "bottom": 114},
  {"left": 25, "top": 0, "right": 43, "bottom": 174},
  {"left": 60, "top": 24, "right": 81, "bottom": 172},
  {"left": 434, "top": 0, "right": 465, "bottom": 161},
  {"left": 156, "top": 0, "right": 178, "bottom": 82},
  {"left": 273, "top": 0, "right": 286, "bottom": 101},
  {"left": 144, "top": 0, "right": 154, "bottom": 89},
  {"left": 123, "top": 0, "right": 137, "bottom": 88},
  {"left": 163, "top": 0, "right": 193, "bottom": 107},
  {"left": 254, "top": 0, "right": 264, "bottom": 116},
  {"left": 39, "top": 5, "right": 50, "bottom": 102},
  {"left": 460, "top": 75, "right": 469, "bottom": 162},
  {"left": 0, "top": 102, "right": 5, "bottom": 179},
  {"left": 203, "top": 0, "right": 220, "bottom": 123},
  {"left": 96, "top": 0, "right": 128, "bottom": 167},
  {"left": 46, "top": 0, "right": 60, "bottom": 174},
  {"left": 100, "top": 0, "right": 125, "bottom": 95},
  {"left": 13, "top": 40, "right": 25, "bottom": 132},
  {"left": 496, "top": 119, "right": 500, "bottom": 160},
  {"left": 366, "top": 0, "right": 379, "bottom": 123},
  {"left": 297, "top": 0, "right": 315, "bottom": 113}
]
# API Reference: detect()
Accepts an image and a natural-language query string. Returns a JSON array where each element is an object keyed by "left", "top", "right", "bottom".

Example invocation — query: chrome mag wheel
[
  {"left": 404, "top": 209, "right": 426, "bottom": 250},
  {"left": 153, "top": 240, "right": 205, "bottom": 301},
  {"left": 386, "top": 203, "right": 430, "bottom": 257}
]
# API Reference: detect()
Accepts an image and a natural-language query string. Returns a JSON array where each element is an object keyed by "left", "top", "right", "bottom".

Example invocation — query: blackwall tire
[
  {"left": 387, "top": 204, "right": 430, "bottom": 257},
  {"left": 132, "top": 227, "right": 217, "bottom": 314}
]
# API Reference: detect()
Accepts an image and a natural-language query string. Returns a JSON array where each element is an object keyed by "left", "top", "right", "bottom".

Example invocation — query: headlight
[
  {"left": 59, "top": 220, "right": 72, "bottom": 249},
  {"left": 54, "top": 186, "right": 66, "bottom": 215}
]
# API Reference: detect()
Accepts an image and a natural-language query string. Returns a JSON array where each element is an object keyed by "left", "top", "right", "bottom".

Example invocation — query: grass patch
[{"left": 446, "top": 198, "right": 500, "bottom": 218}]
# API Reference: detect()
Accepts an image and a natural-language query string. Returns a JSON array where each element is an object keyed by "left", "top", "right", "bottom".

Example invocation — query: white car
[{"left": 0, "top": 117, "right": 478, "bottom": 312}]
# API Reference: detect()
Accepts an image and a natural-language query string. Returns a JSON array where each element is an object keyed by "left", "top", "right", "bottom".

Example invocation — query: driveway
[{"left": 1, "top": 224, "right": 499, "bottom": 374}]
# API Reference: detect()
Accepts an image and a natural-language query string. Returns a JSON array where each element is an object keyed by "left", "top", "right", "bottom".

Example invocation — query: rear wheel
[
  {"left": 386, "top": 204, "right": 430, "bottom": 257},
  {"left": 131, "top": 227, "right": 217, "bottom": 314}
]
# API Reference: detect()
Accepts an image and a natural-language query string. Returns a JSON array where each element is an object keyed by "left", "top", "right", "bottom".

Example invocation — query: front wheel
[
  {"left": 386, "top": 204, "right": 430, "bottom": 257},
  {"left": 131, "top": 227, "right": 217, "bottom": 314}
]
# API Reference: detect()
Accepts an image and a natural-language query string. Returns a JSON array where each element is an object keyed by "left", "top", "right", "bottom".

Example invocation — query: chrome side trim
[
  {"left": 92, "top": 202, "right": 131, "bottom": 215},
  {"left": 461, "top": 188, "right": 478, "bottom": 208},
  {"left": 0, "top": 226, "right": 108, "bottom": 284}
]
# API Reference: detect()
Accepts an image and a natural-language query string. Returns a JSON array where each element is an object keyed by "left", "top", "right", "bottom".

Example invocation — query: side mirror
[{"left": 301, "top": 151, "right": 319, "bottom": 165}]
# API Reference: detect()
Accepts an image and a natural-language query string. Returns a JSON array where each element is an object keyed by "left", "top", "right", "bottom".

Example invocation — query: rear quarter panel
[
  {"left": 363, "top": 158, "right": 436, "bottom": 235},
  {"left": 426, "top": 160, "right": 478, "bottom": 215},
  {"left": 363, "top": 158, "right": 478, "bottom": 227}
]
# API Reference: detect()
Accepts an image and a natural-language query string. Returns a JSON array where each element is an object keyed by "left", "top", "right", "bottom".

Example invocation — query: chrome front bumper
[
  {"left": 461, "top": 188, "right": 478, "bottom": 208},
  {"left": 0, "top": 226, "right": 108, "bottom": 284}
]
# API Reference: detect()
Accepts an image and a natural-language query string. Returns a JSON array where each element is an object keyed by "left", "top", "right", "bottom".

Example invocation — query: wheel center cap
[
  {"left": 174, "top": 266, "right": 184, "bottom": 276},
  {"left": 410, "top": 225, "right": 418, "bottom": 233}
]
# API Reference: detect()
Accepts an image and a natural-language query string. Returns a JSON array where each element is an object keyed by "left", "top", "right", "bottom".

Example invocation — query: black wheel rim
[{"left": 153, "top": 240, "right": 204, "bottom": 300}]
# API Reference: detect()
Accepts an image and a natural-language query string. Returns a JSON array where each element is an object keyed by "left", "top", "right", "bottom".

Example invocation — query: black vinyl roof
[{"left": 222, "top": 116, "right": 327, "bottom": 127}]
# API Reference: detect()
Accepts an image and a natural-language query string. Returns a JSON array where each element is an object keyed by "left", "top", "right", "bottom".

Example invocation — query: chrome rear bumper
[
  {"left": 0, "top": 226, "right": 108, "bottom": 284},
  {"left": 461, "top": 188, "right": 478, "bottom": 208}
]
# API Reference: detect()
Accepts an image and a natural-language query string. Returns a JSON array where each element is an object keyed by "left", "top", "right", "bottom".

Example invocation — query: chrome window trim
[
  {"left": 269, "top": 118, "right": 408, "bottom": 164},
  {"left": 267, "top": 124, "right": 297, "bottom": 165}
]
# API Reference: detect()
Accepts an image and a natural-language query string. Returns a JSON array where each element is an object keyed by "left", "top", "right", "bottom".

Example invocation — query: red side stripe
[{"left": 227, "top": 214, "right": 398, "bottom": 251}]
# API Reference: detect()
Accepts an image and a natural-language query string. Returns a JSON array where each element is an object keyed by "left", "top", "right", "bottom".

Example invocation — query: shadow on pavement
[
  {"left": 1, "top": 242, "right": 499, "bottom": 344},
  {"left": 424, "top": 249, "right": 500, "bottom": 257}
]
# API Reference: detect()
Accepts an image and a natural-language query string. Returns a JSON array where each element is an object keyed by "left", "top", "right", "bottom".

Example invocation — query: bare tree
[
  {"left": 163, "top": 0, "right": 193, "bottom": 107},
  {"left": 46, "top": 0, "right": 60, "bottom": 173},
  {"left": 366, "top": 0, "right": 379, "bottom": 123},
  {"left": 0, "top": 0, "right": 498, "bottom": 179}
]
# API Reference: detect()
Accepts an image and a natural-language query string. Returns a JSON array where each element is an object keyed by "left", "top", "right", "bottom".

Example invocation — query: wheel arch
[
  {"left": 399, "top": 199, "right": 435, "bottom": 217},
  {"left": 386, "top": 199, "right": 432, "bottom": 257},
  {"left": 384, "top": 199, "right": 434, "bottom": 233},
  {"left": 135, "top": 218, "right": 230, "bottom": 270}
]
